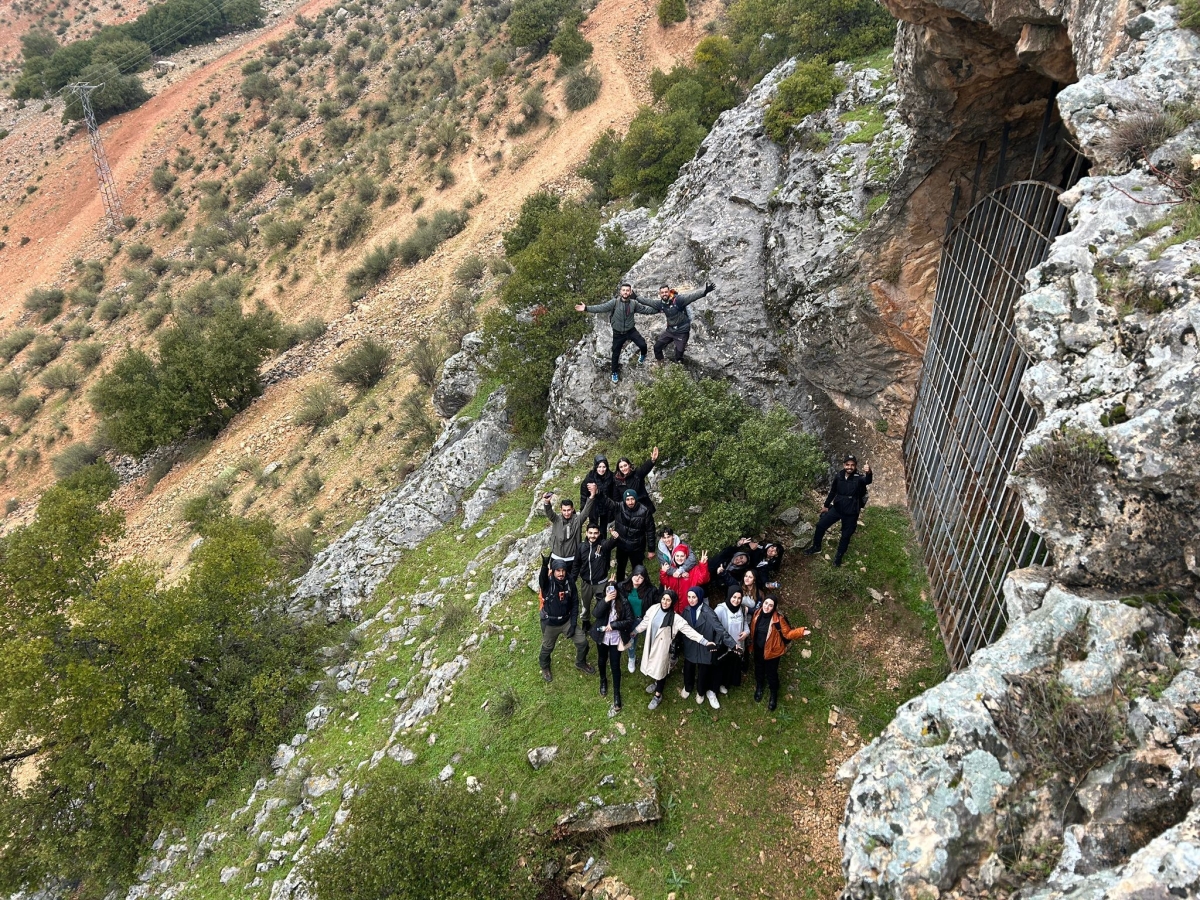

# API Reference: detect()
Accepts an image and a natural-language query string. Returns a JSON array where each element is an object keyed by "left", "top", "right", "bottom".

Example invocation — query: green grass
[
  {"left": 140, "top": 464, "right": 946, "bottom": 900},
  {"left": 458, "top": 376, "right": 502, "bottom": 420},
  {"left": 840, "top": 105, "right": 886, "bottom": 145}
]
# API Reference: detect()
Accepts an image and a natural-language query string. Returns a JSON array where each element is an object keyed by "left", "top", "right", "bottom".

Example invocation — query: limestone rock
[
  {"left": 553, "top": 786, "right": 662, "bottom": 837},
  {"left": 528, "top": 746, "right": 559, "bottom": 769},
  {"left": 433, "top": 331, "right": 485, "bottom": 418}
]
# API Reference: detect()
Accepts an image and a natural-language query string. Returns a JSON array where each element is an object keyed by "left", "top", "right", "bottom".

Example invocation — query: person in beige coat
[{"left": 634, "top": 589, "right": 715, "bottom": 710}]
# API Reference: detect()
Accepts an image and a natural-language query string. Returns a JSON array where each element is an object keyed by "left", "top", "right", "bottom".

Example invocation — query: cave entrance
[{"left": 903, "top": 95, "right": 1087, "bottom": 668}]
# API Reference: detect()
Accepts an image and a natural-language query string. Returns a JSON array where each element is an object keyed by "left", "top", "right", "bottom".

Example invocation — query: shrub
[
  {"left": 507, "top": 0, "right": 573, "bottom": 56},
  {"left": 502, "top": 191, "right": 560, "bottom": 257},
  {"left": 11, "top": 394, "right": 42, "bottom": 421},
  {"left": 345, "top": 240, "right": 400, "bottom": 300},
  {"left": 294, "top": 382, "right": 348, "bottom": 430},
  {"left": 40, "top": 362, "right": 82, "bottom": 392},
  {"left": 324, "top": 117, "right": 356, "bottom": 148},
  {"left": 0, "top": 328, "right": 36, "bottom": 361},
  {"left": 657, "top": 0, "right": 687, "bottom": 26},
  {"left": 1100, "top": 103, "right": 1191, "bottom": 164},
  {"left": 0, "top": 371, "right": 21, "bottom": 399},
  {"left": 399, "top": 389, "right": 439, "bottom": 444},
  {"left": 281, "top": 318, "right": 327, "bottom": 348},
  {"left": 1017, "top": 427, "right": 1117, "bottom": 522},
  {"left": 453, "top": 254, "right": 486, "bottom": 285},
  {"left": 354, "top": 175, "right": 380, "bottom": 204},
  {"left": 620, "top": 368, "right": 825, "bottom": 547},
  {"left": 307, "top": 770, "right": 520, "bottom": 900},
  {"left": 95, "top": 296, "right": 126, "bottom": 322},
  {"left": 1182, "top": 0, "right": 1200, "bottom": 30},
  {"left": 241, "top": 71, "right": 281, "bottom": 105},
  {"left": 25, "top": 287, "right": 65, "bottom": 323},
  {"left": 180, "top": 490, "right": 231, "bottom": 530},
  {"left": 433, "top": 163, "right": 455, "bottom": 188},
  {"left": 563, "top": 66, "right": 601, "bottom": 111},
  {"left": 380, "top": 184, "right": 400, "bottom": 207},
  {"left": 550, "top": 25, "right": 592, "bottom": 67},
  {"left": 150, "top": 166, "right": 176, "bottom": 193},
  {"left": 407, "top": 340, "right": 444, "bottom": 389},
  {"left": 275, "top": 526, "right": 316, "bottom": 576},
  {"left": 397, "top": 209, "right": 468, "bottom": 265},
  {"left": 74, "top": 341, "right": 105, "bottom": 370},
  {"left": 125, "top": 242, "right": 154, "bottom": 262},
  {"left": 332, "top": 200, "right": 371, "bottom": 249},
  {"left": 233, "top": 166, "right": 270, "bottom": 201},
  {"left": 442, "top": 295, "right": 478, "bottom": 345},
  {"left": 611, "top": 106, "right": 706, "bottom": 202},
  {"left": 262, "top": 217, "right": 305, "bottom": 250},
  {"left": 764, "top": 59, "right": 844, "bottom": 143},
  {"left": 25, "top": 336, "right": 63, "bottom": 369},
  {"left": 333, "top": 339, "right": 392, "bottom": 389},
  {"left": 51, "top": 442, "right": 100, "bottom": 479}
]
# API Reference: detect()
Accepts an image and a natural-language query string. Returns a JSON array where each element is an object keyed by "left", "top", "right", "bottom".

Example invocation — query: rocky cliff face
[{"left": 838, "top": 0, "right": 1200, "bottom": 896}]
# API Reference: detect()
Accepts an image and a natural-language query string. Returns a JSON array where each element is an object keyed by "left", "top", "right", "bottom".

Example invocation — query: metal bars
[
  {"left": 904, "top": 181, "right": 1071, "bottom": 668},
  {"left": 63, "top": 83, "right": 125, "bottom": 234}
]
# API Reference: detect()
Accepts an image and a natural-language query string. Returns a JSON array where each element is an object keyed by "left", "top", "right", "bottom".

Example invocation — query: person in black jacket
[
  {"left": 606, "top": 489, "right": 656, "bottom": 581},
  {"left": 576, "top": 523, "right": 617, "bottom": 633},
  {"left": 538, "top": 556, "right": 595, "bottom": 682},
  {"left": 610, "top": 447, "right": 658, "bottom": 510},
  {"left": 575, "top": 283, "right": 657, "bottom": 384},
  {"left": 646, "top": 281, "right": 714, "bottom": 363},
  {"left": 713, "top": 540, "right": 755, "bottom": 592},
  {"left": 752, "top": 542, "right": 784, "bottom": 590},
  {"left": 590, "top": 582, "right": 635, "bottom": 716},
  {"left": 804, "top": 455, "right": 873, "bottom": 567},
  {"left": 580, "top": 455, "right": 616, "bottom": 532}
]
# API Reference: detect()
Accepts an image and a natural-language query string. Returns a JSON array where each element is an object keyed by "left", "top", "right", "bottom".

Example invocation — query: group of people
[{"left": 535, "top": 447, "right": 876, "bottom": 718}]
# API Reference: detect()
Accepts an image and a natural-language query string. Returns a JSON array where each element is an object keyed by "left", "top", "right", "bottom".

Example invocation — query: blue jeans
[{"left": 626, "top": 632, "right": 639, "bottom": 663}]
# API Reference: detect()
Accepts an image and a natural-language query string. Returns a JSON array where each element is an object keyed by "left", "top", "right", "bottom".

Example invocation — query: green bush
[
  {"left": 25, "top": 336, "right": 63, "bottom": 369},
  {"left": 11, "top": 393, "right": 42, "bottom": 421},
  {"left": 1182, "top": 0, "right": 1200, "bottom": 30},
  {"left": 150, "top": 166, "right": 176, "bottom": 193},
  {"left": 332, "top": 200, "right": 371, "bottom": 250},
  {"left": 657, "top": 0, "right": 687, "bottom": 26},
  {"left": 507, "top": 0, "right": 574, "bottom": 55},
  {"left": 0, "top": 328, "right": 36, "bottom": 361},
  {"left": 95, "top": 296, "right": 126, "bottom": 322},
  {"left": 90, "top": 304, "right": 282, "bottom": 456},
  {"left": 579, "top": 129, "right": 621, "bottom": 203},
  {"left": 502, "top": 191, "right": 560, "bottom": 257},
  {"left": 611, "top": 106, "right": 707, "bottom": 202},
  {"left": 563, "top": 66, "right": 602, "bottom": 111},
  {"left": 24, "top": 287, "right": 65, "bottom": 323},
  {"left": 233, "top": 166, "right": 270, "bottom": 200},
  {"left": 39, "top": 362, "right": 81, "bottom": 392},
  {"left": 180, "top": 490, "right": 232, "bottom": 530},
  {"left": 324, "top": 117, "right": 357, "bottom": 148},
  {"left": 482, "top": 202, "right": 640, "bottom": 441},
  {"left": 453, "top": 254, "right": 487, "bottom": 285},
  {"left": 0, "top": 370, "right": 21, "bottom": 400},
  {"left": 50, "top": 442, "right": 100, "bottom": 479},
  {"left": 333, "top": 339, "right": 392, "bottom": 389},
  {"left": 354, "top": 175, "right": 380, "bottom": 204},
  {"left": 240, "top": 71, "right": 280, "bottom": 105},
  {"left": 621, "top": 368, "right": 825, "bottom": 548},
  {"left": 125, "top": 242, "right": 154, "bottom": 262},
  {"left": 308, "top": 769, "right": 520, "bottom": 900},
  {"left": 281, "top": 318, "right": 327, "bottom": 348},
  {"left": 764, "top": 59, "right": 843, "bottom": 142},
  {"left": 262, "top": 217, "right": 305, "bottom": 250},
  {"left": 345, "top": 240, "right": 400, "bottom": 300},
  {"left": 0, "top": 477, "right": 316, "bottom": 895},
  {"left": 397, "top": 208, "right": 468, "bottom": 265},
  {"left": 550, "top": 25, "right": 592, "bottom": 67}
]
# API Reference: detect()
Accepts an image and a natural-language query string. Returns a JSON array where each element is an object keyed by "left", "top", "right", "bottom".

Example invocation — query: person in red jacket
[
  {"left": 659, "top": 544, "right": 709, "bottom": 610},
  {"left": 747, "top": 596, "right": 810, "bottom": 711}
]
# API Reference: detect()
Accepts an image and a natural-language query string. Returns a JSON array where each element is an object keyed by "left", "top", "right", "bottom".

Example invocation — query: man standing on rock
[
  {"left": 645, "top": 281, "right": 715, "bottom": 364},
  {"left": 575, "top": 282, "right": 656, "bottom": 384},
  {"left": 538, "top": 555, "right": 594, "bottom": 682},
  {"left": 804, "top": 455, "right": 872, "bottom": 567}
]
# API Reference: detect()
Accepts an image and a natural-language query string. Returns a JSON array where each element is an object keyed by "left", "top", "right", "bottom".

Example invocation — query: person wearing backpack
[
  {"left": 646, "top": 281, "right": 715, "bottom": 363},
  {"left": 748, "top": 596, "right": 810, "bottom": 711},
  {"left": 804, "top": 455, "right": 873, "bottom": 567},
  {"left": 575, "top": 283, "right": 657, "bottom": 383}
]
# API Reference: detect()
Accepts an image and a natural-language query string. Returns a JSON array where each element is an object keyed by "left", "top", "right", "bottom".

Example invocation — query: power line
[
  {"left": 61, "top": 82, "right": 125, "bottom": 234},
  {"left": 100, "top": 0, "right": 232, "bottom": 76}
]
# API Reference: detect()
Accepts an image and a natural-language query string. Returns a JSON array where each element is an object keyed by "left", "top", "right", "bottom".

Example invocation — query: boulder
[
  {"left": 553, "top": 787, "right": 662, "bottom": 838},
  {"left": 433, "top": 332, "right": 485, "bottom": 418},
  {"left": 528, "top": 746, "right": 559, "bottom": 769}
]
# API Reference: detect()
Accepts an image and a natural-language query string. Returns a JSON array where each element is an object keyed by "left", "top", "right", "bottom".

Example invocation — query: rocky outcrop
[{"left": 432, "top": 331, "right": 485, "bottom": 418}]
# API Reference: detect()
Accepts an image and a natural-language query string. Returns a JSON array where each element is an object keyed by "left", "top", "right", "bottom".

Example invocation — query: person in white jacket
[
  {"left": 714, "top": 588, "right": 751, "bottom": 694},
  {"left": 634, "top": 589, "right": 714, "bottom": 710}
]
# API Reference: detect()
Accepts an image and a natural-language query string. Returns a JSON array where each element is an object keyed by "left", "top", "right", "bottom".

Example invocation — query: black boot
[
  {"left": 803, "top": 545, "right": 819, "bottom": 555},
  {"left": 768, "top": 693, "right": 778, "bottom": 711},
  {"left": 614, "top": 690, "right": 622, "bottom": 711},
  {"left": 833, "top": 555, "right": 843, "bottom": 567},
  {"left": 599, "top": 678, "right": 608, "bottom": 697},
  {"left": 754, "top": 688, "right": 763, "bottom": 702}
]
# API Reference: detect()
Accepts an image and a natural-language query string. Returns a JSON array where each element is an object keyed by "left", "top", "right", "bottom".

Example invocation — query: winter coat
[
  {"left": 634, "top": 605, "right": 710, "bottom": 681},
  {"left": 580, "top": 466, "right": 615, "bottom": 526},
  {"left": 748, "top": 608, "right": 809, "bottom": 661},
  {"left": 714, "top": 544, "right": 754, "bottom": 590},
  {"left": 680, "top": 599, "right": 735, "bottom": 665},
  {"left": 576, "top": 536, "right": 617, "bottom": 585},
  {"left": 715, "top": 602, "right": 751, "bottom": 652},
  {"left": 606, "top": 496, "right": 655, "bottom": 554},
  {"left": 543, "top": 495, "right": 595, "bottom": 561},
  {"left": 644, "top": 285, "right": 710, "bottom": 333},
  {"left": 657, "top": 536, "right": 696, "bottom": 575},
  {"left": 659, "top": 547, "right": 709, "bottom": 608},
  {"left": 825, "top": 470, "right": 873, "bottom": 517},
  {"left": 589, "top": 593, "right": 635, "bottom": 648},
  {"left": 585, "top": 292, "right": 656, "bottom": 334},
  {"left": 617, "top": 572, "right": 661, "bottom": 620},
  {"left": 610, "top": 457, "right": 655, "bottom": 510},
  {"left": 752, "top": 543, "right": 784, "bottom": 583},
  {"left": 538, "top": 557, "right": 579, "bottom": 627}
]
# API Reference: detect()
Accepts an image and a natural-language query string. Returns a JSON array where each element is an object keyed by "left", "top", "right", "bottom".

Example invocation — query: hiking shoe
[
  {"left": 577, "top": 662, "right": 596, "bottom": 675},
  {"left": 803, "top": 546, "right": 819, "bottom": 556},
  {"left": 608, "top": 703, "right": 621, "bottom": 717},
  {"left": 648, "top": 695, "right": 661, "bottom": 710},
  {"left": 695, "top": 692, "right": 704, "bottom": 705},
  {"left": 754, "top": 689, "right": 763, "bottom": 702},
  {"left": 645, "top": 682, "right": 657, "bottom": 694},
  {"left": 680, "top": 688, "right": 690, "bottom": 699},
  {"left": 611, "top": 372, "right": 620, "bottom": 384},
  {"left": 833, "top": 556, "right": 843, "bottom": 568},
  {"left": 706, "top": 691, "right": 720, "bottom": 709},
  {"left": 637, "top": 353, "right": 647, "bottom": 365},
  {"left": 542, "top": 668, "right": 553, "bottom": 683},
  {"left": 718, "top": 685, "right": 728, "bottom": 695},
  {"left": 768, "top": 695, "right": 778, "bottom": 712}
]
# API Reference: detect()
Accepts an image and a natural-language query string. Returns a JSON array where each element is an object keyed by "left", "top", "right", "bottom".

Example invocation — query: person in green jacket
[{"left": 575, "top": 283, "right": 657, "bottom": 384}]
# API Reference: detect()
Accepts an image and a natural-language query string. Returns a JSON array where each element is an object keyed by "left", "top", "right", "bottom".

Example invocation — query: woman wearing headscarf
[
  {"left": 634, "top": 589, "right": 714, "bottom": 710},
  {"left": 589, "top": 582, "right": 635, "bottom": 716},
  {"left": 714, "top": 588, "right": 751, "bottom": 694},
  {"left": 752, "top": 541, "right": 784, "bottom": 590},
  {"left": 679, "top": 586, "right": 736, "bottom": 709},
  {"left": 748, "top": 596, "right": 811, "bottom": 711},
  {"left": 580, "top": 454, "right": 616, "bottom": 532},
  {"left": 617, "top": 565, "right": 660, "bottom": 673}
]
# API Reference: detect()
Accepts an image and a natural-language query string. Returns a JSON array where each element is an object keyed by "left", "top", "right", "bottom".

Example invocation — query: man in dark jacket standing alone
[
  {"left": 539, "top": 556, "right": 594, "bottom": 682},
  {"left": 575, "top": 283, "right": 656, "bottom": 383},
  {"left": 646, "top": 281, "right": 714, "bottom": 363},
  {"left": 804, "top": 455, "right": 872, "bottom": 567}
]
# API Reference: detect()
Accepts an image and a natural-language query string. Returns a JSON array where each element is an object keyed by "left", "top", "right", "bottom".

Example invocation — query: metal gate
[{"left": 904, "top": 180, "right": 1071, "bottom": 668}]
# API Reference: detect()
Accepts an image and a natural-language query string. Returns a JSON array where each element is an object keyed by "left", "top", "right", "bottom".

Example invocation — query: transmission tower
[{"left": 62, "top": 83, "right": 124, "bottom": 234}]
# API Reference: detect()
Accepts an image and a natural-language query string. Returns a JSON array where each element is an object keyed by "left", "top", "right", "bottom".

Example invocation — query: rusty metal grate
[{"left": 904, "top": 180, "right": 1072, "bottom": 668}]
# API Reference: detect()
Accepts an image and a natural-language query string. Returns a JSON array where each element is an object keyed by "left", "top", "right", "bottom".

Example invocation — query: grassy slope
[{"left": 163, "top": 445, "right": 946, "bottom": 899}]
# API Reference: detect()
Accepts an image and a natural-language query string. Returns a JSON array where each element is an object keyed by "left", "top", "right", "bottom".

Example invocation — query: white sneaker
[
  {"left": 645, "top": 682, "right": 657, "bottom": 694},
  {"left": 680, "top": 688, "right": 690, "bottom": 699},
  {"left": 627, "top": 658, "right": 635, "bottom": 673},
  {"left": 695, "top": 692, "right": 704, "bottom": 705},
  {"left": 718, "top": 685, "right": 728, "bottom": 695},
  {"left": 706, "top": 691, "right": 720, "bottom": 709}
]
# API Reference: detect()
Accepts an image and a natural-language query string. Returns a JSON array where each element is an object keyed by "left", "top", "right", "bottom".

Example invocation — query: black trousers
[
  {"left": 715, "top": 650, "right": 743, "bottom": 689},
  {"left": 615, "top": 545, "right": 644, "bottom": 582},
  {"left": 682, "top": 659, "right": 711, "bottom": 695},
  {"left": 653, "top": 328, "right": 690, "bottom": 361},
  {"left": 611, "top": 329, "right": 647, "bottom": 373},
  {"left": 753, "top": 650, "right": 781, "bottom": 697},
  {"left": 811, "top": 508, "right": 859, "bottom": 560},
  {"left": 597, "top": 643, "right": 623, "bottom": 702}
]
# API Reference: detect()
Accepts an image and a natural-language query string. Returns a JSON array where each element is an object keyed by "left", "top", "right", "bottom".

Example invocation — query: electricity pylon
[{"left": 62, "top": 83, "right": 124, "bottom": 234}]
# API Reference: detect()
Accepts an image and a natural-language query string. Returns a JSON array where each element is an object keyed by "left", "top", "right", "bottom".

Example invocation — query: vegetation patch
[
  {"left": 840, "top": 104, "right": 886, "bottom": 144},
  {"left": 764, "top": 59, "right": 843, "bottom": 143},
  {"left": 1017, "top": 427, "right": 1118, "bottom": 523}
]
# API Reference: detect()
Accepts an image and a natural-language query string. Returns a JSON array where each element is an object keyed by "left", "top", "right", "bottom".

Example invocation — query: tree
[
  {"left": 657, "top": 0, "right": 687, "bottom": 26},
  {"left": 549, "top": 25, "right": 592, "bottom": 67},
  {"left": 579, "top": 129, "right": 621, "bottom": 203},
  {"left": 502, "top": 190, "right": 561, "bottom": 257},
  {"left": 19, "top": 29, "right": 60, "bottom": 62},
  {"left": 507, "top": 0, "right": 573, "bottom": 55},
  {"left": 611, "top": 106, "right": 707, "bottom": 202},
  {"left": 63, "top": 63, "right": 150, "bottom": 122}
]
